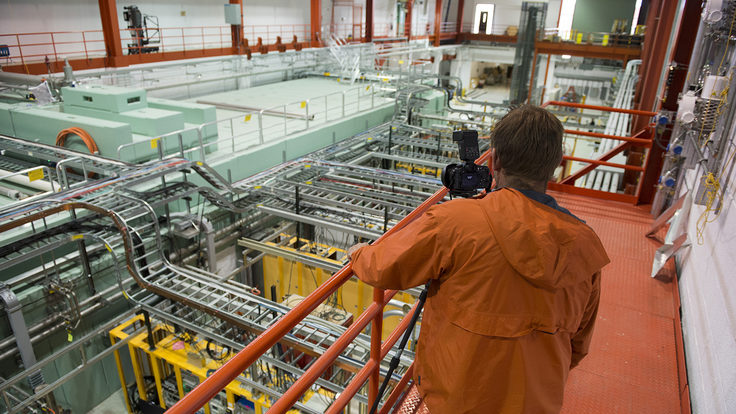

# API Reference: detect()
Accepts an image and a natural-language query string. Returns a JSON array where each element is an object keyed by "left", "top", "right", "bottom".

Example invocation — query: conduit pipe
[{"left": 0, "top": 168, "right": 59, "bottom": 193}]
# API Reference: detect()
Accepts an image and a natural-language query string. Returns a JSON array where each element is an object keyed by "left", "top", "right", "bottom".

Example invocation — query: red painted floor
[{"left": 554, "top": 192, "right": 684, "bottom": 414}]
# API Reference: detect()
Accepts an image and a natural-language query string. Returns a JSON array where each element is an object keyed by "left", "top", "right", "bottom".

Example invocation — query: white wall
[
  {"left": 676, "top": 133, "right": 736, "bottom": 414},
  {"left": 462, "top": 0, "right": 561, "bottom": 34}
]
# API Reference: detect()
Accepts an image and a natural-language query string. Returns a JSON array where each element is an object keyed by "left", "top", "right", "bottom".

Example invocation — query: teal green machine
[{"left": 0, "top": 85, "right": 217, "bottom": 162}]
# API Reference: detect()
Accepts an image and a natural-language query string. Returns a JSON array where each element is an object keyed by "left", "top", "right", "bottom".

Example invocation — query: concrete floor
[{"left": 87, "top": 389, "right": 127, "bottom": 414}]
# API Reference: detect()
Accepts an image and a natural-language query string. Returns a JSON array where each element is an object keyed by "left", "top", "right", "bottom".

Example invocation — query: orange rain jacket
[{"left": 351, "top": 188, "right": 610, "bottom": 414}]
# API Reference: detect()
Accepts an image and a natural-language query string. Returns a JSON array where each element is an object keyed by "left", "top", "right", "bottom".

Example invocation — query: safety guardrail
[
  {"left": 166, "top": 148, "right": 493, "bottom": 413},
  {"left": 116, "top": 82, "right": 393, "bottom": 163},
  {"left": 542, "top": 100, "right": 657, "bottom": 204}
]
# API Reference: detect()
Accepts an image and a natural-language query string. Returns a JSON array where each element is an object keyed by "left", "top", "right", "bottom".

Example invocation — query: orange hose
[
  {"left": 55, "top": 127, "right": 100, "bottom": 155},
  {"left": 55, "top": 127, "right": 99, "bottom": 179}
]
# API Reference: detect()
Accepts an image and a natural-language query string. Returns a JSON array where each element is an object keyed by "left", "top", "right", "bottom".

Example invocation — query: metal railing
[
  {"left": 166, "top": 148, "right": 493, "bottom": 413},
  {"left": 116, "top": 82, "right": 393, "bottom": 163},
  {"left": 542, "top": 100, "right": 657, "bottom": 203},
  {"left": 0, "top": 24, "right": 317, "bottom": 68}
]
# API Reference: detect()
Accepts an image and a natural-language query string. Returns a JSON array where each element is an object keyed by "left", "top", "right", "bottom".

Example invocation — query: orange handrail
[
  {"left": 166, "top": 148, "right": 492, "bottom": 413},
  {"left": 543, "top": 100, "right": 657, "bottom": 117}
]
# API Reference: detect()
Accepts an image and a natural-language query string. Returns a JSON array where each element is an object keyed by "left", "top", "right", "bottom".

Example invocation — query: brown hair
[{"left": 491, "top": 105, "right": 564, "bottom": 183}]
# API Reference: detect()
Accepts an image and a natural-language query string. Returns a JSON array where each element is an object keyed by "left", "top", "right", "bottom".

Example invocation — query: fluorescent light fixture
[
  {"left": 630, "top": 0, "right": 643, "bottom": 34},
  {"left": 472, "top": 4, "right": 495, "bottom": 35},
  {"left": 561, "top": 54, "right": 571, "bottom": 59}
]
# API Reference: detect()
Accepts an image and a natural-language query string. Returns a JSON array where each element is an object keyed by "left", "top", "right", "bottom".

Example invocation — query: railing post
[
  {"left": 342, "top": 91, "right": 346, "bottom": 117},
  {"left": 368, "top": 287, "right": 384, "bottom": 409},
  {"left": 305, "top": 99, "right": 310, "bottom": 130},
  {"left": 258, "top": 110, "right": 264, "bottom": 144}
]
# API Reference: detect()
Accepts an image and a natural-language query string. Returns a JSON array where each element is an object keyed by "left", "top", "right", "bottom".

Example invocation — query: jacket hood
[{"left": 481, "top": 189, "right": 609, "bottom": 289}]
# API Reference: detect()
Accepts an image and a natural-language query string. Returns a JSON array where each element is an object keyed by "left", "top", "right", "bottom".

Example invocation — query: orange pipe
[
  {"left": 541, "top": 100, "right": 657, "bottom": 116},
  {"left": 326, "top": 300, "right": 422, "bottom": 414},
  {"left": 166, "top": 149, "right": 492, "bottom": 414}
]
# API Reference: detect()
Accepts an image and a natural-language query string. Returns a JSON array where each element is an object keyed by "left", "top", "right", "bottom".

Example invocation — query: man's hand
[{"left": 347, "top": 242, "right": 369, "bottom": 260}]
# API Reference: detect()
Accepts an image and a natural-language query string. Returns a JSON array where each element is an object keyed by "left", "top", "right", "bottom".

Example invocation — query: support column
[
  {"left": 434, "top": 0, "right": 443, "bottom": 46},
  {"left": 98, "top": 0, "right": 125, "bottom": 67},
  {"left": 230, "top": 0, "right": 244, "bottom": 52},
  {"left": 456, "top": 0, "right": 464, "bottom": 35},
  {"left": 635, "top": 0, "right": 702, "bottom": 204},
  {"left": 366, "top": 0, "right": 374, "bottom": 42},
  {"left": 406, "top": 0, "right": 414, "bottom": 41},
  {"left": 310, "top": 0, "right": 321, "bottom": 46}
]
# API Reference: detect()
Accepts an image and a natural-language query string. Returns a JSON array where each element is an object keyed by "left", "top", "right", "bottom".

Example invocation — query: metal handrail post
[
  {"left": 258, "top": 110, "right": 264, "bottom": 144},
  {"left": 342, "top": 91, "right": 346, "bottom": 117},
  {"left": 196, "top": 126, "right": 206, "bottom": 161},
  {"left": 283, "top": 104, "right": 288, "bottom": 136},
  {"left": 368, "top": 287, "right": 384, "bottom": 409},
  {"left": 305, "top": 99, "right": 310, "bottom": 130}
]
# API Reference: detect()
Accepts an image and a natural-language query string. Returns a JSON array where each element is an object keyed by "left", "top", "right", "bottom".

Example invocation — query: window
[
  {"left": 473, "top": 4, "right": 495, "bottom": 35},
  {"left": 558, "top": 0, "right": 576, "bottom": 40}
]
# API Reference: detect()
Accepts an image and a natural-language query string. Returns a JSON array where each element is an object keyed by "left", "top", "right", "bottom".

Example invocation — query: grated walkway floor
[{"left": 554, "top": 191, "right": 685, "bottom": 414}]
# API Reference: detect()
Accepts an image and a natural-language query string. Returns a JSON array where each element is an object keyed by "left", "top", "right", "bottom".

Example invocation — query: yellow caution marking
[
  {"left": 399, "top": 60, "right": 404, "bottom": 64},
  {"left": 67, "top": 332, "right": 73, "bottom": 342},
  {"left": 72, "top": 234, "right": 84, "bottom": 241},
  {"left": 27, "top": 168, "right": 44, "bottom": 182},
  {"left": 305, "top": 164, "right": 311, "bottom": 168},
  {"left": 105, "top": 244, "right": 112, "bottom": 252},
  {"left": 196, "top": 161, "right": 203, "bottom": 166},
  {"left": 300, "top": 101, "right": 306, "bottom": 108},
  {"left": 150, "top": 138, "right": 159, "bottom": 149},
  {"left": 244, "top": 114, "right": 252, "bottom": 122},
  {"left": 366, "top": 85, "right": 371, "bottom": 91},
  {"left": 367, "top": 137, "right": 373, "bottom": 141},
  {"left": 324, "top": 72, "right": 331, "bottom": 76},
  {"left": 254, "top": 185, "right": 262, "bottom": 189},
  {"left": 305, "top": 181, "right": 313, "bottom": 185}
]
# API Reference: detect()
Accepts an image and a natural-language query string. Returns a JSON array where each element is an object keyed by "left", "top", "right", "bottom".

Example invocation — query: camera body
[{"left": 441, "top": 129, "right": 492, "bottom": 197}]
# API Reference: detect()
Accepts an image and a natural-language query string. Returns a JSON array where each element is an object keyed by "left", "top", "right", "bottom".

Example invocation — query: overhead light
[{"left": 561, "top": 54, "right": 571, "bottom": 59}]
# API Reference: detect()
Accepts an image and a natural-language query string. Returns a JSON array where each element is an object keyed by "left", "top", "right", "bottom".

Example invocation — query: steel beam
[
  {"left": 310, "top": 0, "right": 321, "bottom": 46},
  {"left": 97, "top": 0, "right": 124, "bottom": 67}
]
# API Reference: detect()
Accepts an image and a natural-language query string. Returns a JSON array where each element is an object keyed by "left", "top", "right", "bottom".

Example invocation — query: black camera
[{"left": 441, "top": 129, "right": 492, "bottom": 197}]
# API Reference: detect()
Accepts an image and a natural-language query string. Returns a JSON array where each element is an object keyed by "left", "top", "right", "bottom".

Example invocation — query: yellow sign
[
  {"left": 324, "top": 72, "right": 331, "bottom": 76},
  {"left": 305, "top": 164, "right": 311, "bottom": 168},
  {"left": 602, "top": 34, "right": 609, "bottom": 46},
  {"left": 399, "top": 60, "right": 404, "bottom": 64},
  {"left": 67, "top": 332, "right": 73, "bottom": 342},
  {"left": 300, "top": 101, "right": 306, "bottom": 108},
  {"left": 576, "top": 32, "right": 583, "bottom": 44},
  {"left": 150, "top": 138, "right": 159, "bottom": 149},
  {"left": 244, "top": 114, "right": 252, "bottom": 122},
  {"left": 27, "top": 168, "right": 44, "bottom": 182}
]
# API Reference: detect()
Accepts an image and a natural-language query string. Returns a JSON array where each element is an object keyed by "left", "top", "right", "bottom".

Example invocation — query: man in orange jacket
[{"left": 348, "top": 105, "right": 610, "bottom": 413}]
